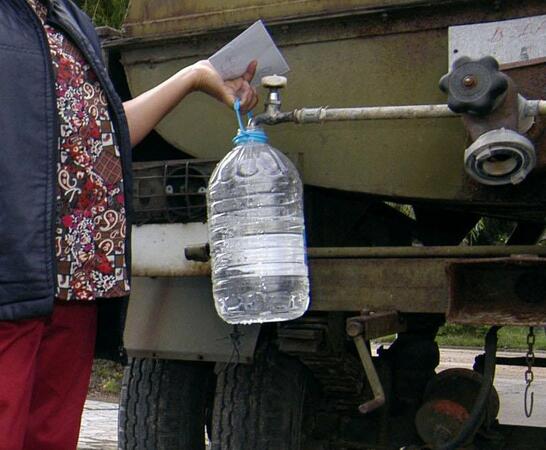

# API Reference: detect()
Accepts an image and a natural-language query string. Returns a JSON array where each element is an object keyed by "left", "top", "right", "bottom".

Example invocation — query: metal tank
[{"left": 112, "top": 0, "right": 546, "bottom": 213}]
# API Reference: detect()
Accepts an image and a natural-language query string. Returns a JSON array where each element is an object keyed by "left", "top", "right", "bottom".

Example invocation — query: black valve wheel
[{"left": 439, "top": 56, "right": 509, "bottom": 116}]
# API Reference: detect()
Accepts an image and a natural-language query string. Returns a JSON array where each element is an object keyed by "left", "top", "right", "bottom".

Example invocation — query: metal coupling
[
  {"left": 294, "top": 107, "right": 328, "bottom": 123},
  {"left": 464, "top": 128, "right": 536, "bottom": 185},
  {"left": 524, "top": 99, "right": 546, "bottom": 118}
]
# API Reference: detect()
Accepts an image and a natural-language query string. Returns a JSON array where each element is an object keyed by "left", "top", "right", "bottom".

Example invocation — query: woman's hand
[
  {"left": 123, "top": 59, "right": 259, "bottom": 147},
  {"left": 191, "top": 60, "right": 259, "bottom": 113}
]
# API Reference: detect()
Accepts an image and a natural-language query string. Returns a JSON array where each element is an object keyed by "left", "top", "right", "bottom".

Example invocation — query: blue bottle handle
[
  {"left": 233, "top": 98, "right": 246, "bottom": 131},
  {"left": 233, "top": 99, "right": 268, "bottom": 145}
]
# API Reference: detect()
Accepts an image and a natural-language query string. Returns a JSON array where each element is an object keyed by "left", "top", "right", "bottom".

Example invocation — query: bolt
[
  {"left": 463, "top": 75, "right": 477, "bottom": 88},
  {"left": 346, "top": 320, "right": 364, "bottom": 337}
]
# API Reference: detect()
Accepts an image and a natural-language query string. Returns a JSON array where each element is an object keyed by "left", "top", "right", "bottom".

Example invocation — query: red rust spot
[{"left": 431, "top": 399, "right": 470, "bottom": 424}]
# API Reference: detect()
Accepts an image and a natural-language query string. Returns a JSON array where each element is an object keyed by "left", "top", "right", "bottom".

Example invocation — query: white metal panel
[
  {"left": 125, "top": 276, "right": 260, "bottom": 362},
  {"left": 449, "top": 15, "right": 546, "bottom": 67}
]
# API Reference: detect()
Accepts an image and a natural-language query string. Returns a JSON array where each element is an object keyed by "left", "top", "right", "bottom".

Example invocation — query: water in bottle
[{"left": 207, "top": 122, "right": 309, "bottom": 324}]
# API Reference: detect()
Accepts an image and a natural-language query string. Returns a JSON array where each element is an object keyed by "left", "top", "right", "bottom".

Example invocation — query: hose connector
[{"left": 464, "top": 128, "right": 536, "bottom": 185}]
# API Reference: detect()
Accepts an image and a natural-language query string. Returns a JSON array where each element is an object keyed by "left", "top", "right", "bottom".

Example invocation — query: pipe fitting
[{"left": 464, "top": 128, "right": 536, "bottom": 185}]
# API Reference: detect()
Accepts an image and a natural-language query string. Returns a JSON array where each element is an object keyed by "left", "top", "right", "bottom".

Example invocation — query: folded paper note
[{"left": 209, "top": 20, "right": 290, "bottom": 85}]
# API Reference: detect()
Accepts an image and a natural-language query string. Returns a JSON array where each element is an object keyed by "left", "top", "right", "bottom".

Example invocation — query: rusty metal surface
[
  {"left": 130, "top": 241, "right": 546, "bottom": 279},
  {"left": 111, "top": 1, "right": 546, "bottom": 50},
  {"left": 121, "top": 0, "right": 467, "bottom": 39},
  {"left": 424, "top": 368, "right": 500, "bottom": 420},
  {"left": 447, "top": 256, "right": 546, "bottom": 326},
  {"left": 308, "top": 245, "right": 546, "bottom": 259},
  {"left": 130, "top": 238, "right": 546, "bottom": 318},
  {"left": 310, "top": 250, "right": 546, "bottom": 315},
  {"left": 131, "top": 257, "right": 446, "bottom": 313},
  {"left": 131, "top": 260, "right": 210, "bottom": 278},
  {"left": 416, "top": 368, "right": 500, "bottom": 447},
  {"left": 309, "top": 258, "right": 448, "bottom": 313}
]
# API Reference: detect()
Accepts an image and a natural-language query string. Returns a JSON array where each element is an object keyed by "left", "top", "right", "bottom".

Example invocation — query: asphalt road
[{"left": 77, "top": 348, "right": 546, "bottom": 449}]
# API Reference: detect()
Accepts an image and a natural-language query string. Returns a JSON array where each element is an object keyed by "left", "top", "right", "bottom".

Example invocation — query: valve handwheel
[
  {"left": 439, "top": 56, "right": 509, "bottom": 116},
  {"left": 261, "top": 74, "right": 287, "bottom": 89}
]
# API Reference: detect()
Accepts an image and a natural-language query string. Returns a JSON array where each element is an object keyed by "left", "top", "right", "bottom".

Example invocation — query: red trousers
[{"left": 0, "top": 302, "right": 97, "bottom": 450}]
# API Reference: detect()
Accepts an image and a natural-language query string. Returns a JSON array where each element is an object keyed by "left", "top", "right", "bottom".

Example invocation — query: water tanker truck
[{"left": 101, "top": 1, "right": 546, "bottom": 448}]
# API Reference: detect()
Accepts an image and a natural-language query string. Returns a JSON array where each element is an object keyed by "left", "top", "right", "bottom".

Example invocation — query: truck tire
[
  {"left": 211, "top": 348, "right": 309, "bottom": 450},
  {"left": 118, "top": 358, "right": 213, "bottom": 450}
]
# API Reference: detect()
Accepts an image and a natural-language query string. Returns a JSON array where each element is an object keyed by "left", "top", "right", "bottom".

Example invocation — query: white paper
[{"left": 209, "top": 20, "right": 290, "bottom": 86}]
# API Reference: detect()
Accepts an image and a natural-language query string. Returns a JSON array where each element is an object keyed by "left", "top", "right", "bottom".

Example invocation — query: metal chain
[{"left": 524, "top": 327, "right": 535, "bottom": 418}]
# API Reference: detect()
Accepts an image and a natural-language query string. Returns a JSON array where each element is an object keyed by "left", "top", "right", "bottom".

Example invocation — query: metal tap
[{"left": 252, "top": 75, "right": 294, "bottom": 126}]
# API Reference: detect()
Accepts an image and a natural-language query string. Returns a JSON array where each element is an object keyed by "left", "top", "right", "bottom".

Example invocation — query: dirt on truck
[{"left": 101, "top": 1, "right": 546, "bottom": 449}]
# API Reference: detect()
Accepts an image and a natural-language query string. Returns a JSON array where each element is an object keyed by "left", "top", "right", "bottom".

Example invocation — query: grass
[
  {"left": 88, "top": 359, "right": 124, "bottom": 402},
  {"left": 436, "top": 324, "right": 546, "bottom": 351},
  {"left": 74, "top": 0, "right": 129, "bottom": 28},
  {"left": 376, "top": 325, "right": 546, "bottom": 351}
]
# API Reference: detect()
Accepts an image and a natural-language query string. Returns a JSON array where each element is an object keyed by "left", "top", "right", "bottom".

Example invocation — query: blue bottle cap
[
  {"left": 233, "top": 127, "right": 269, "bottom": 145},
  {"left": 232, "top": 98, "right": 269, "bottom": 145}
]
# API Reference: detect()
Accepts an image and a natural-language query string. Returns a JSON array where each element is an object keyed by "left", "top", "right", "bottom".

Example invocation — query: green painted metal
[{"left": 113, "top": 0, "right": 546, "bottom": 204}]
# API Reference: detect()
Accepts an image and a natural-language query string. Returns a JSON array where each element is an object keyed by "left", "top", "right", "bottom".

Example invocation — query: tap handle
[
  {"left": 439, "top": 56, "right": 509, "bottom": 116},
  {"left": 261, "top": 75, "right": 287, "bottom": 89}
]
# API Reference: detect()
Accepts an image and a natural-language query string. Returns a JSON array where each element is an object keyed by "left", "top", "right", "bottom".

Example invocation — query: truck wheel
[
  {"left": 118, "top": 358, "right": 213, "bottom": 450},
  {"left": 211, "top": 348, "right": 310, "bottom": 450}
]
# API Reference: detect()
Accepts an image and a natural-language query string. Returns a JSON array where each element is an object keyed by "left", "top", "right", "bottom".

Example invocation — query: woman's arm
[{"left": 123, "top": 60, "right": 258, "bottom": 148}]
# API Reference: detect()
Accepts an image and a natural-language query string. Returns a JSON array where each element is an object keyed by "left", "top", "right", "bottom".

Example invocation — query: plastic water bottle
[{"left": 207, "top": 109, "right": 309, "bottom": 324}]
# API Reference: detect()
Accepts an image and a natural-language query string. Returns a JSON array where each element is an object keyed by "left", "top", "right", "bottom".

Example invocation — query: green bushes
[{"left": 74, "top": 0, "right": 129, "bottom": 28}]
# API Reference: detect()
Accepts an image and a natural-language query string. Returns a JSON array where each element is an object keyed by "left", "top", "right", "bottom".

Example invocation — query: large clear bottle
[{"left": 207, "top": 126, "right": 309, "bottom": 324}]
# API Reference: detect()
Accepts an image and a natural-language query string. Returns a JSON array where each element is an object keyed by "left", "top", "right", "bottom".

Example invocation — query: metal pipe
[
  {"left": 437, "top": 326, "right": 500, "bottom": 450},
  {"left": 131, "top": 244, "right": 546, "bottom": 277},
  {"left": 293, "top": 104, "right": 456, "bottom": 122},
  {"left": 308, "top": 245, "right": 546, "bottom": 259},
  {"left": 253, "top": 104, "right": 455, "bottom": 125},
  {"left": 524, "top": 100, "right": 546, "bottom": 117},
  {"left": 253, "top": 100, "right": 546, "bottom": 126}
]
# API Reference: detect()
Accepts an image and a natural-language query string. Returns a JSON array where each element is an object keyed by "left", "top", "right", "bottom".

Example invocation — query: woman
[{"left": 0, "top": 1, "right": 258, "bottom": 449}]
